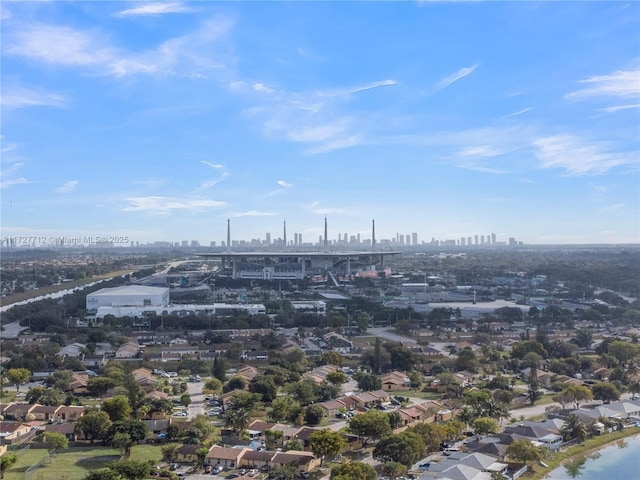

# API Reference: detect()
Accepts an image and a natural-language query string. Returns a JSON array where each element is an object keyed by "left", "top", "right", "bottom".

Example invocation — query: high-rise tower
[
  {"left": 283, "top": 220, "right": 287, "bottom": 248},
  {"left": 226, "top": 219, "right": 231, "bottom": 251},
  {"left": 323, "top": 216, "right": 328, "bottom": 250},
  {"left": 372, "top": 219, "right": 376, "bottom": 250}
]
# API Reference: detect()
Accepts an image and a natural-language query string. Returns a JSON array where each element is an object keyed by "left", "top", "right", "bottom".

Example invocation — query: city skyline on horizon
[{"left": 1, "top": 2, "right": 639, "bottom": 245}]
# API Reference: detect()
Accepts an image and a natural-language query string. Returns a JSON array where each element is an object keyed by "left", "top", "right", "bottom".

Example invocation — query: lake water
[{"left": 545, "top": 435, "right": 640, "bottom": 480}]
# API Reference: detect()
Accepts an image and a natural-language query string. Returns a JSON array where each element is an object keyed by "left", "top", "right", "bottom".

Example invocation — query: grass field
[
  {"left": 129, "top": 444, "right": 163, "bottom": 464},
  {"left": 0, "top": 270, "right": 134, "bottom": 306},
  {"left": 5, "top": 447, "right": 123, "bottom": 480}
]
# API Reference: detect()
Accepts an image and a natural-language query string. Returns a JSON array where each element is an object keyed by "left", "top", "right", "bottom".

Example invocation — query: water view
[{"left": 545, "top": 435, "right": 640, "bottom": 480}]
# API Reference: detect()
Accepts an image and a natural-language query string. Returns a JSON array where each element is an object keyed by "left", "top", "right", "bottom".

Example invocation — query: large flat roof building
[{"left": 86, "top": 285, "right": 170, "bottom": 311}]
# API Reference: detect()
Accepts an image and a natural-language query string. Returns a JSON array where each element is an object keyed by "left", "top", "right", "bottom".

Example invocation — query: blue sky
[{"left": 1, "top": 1, "right": 639, "bottom": 246}]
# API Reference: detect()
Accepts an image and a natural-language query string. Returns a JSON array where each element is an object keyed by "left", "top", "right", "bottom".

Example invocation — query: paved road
[
  {"left": 367, "top": 328, "right": 417, "bottom": 345},
  {"left": 187, "top": 381, "right": 206, "bottom": 419}
]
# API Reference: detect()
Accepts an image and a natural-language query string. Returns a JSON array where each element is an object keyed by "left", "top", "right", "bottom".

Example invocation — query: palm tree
[{"left": 561, "top": 414, "right": 587, "bottom": 442}]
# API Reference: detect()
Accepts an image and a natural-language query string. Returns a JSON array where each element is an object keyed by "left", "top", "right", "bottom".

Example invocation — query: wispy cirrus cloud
[
  {"left": 4, "top": 17, "right": 233, "bottom": 78},
  {"left": 436, "top": 64, "right": 478, "bottom": 90},
  {"left": 201, "top": 160, "right": 224, "bottom": 169},
  {"left": 277, "top": 180, "right": 293, "bottom": 188},
  {"left": 1, "top": 84, "right": 68, "bottom": 109},
  {"left": 598, "top": 104, "right": 640, "bottom": 114},
  {"left": 55, "top": 180, "right": 78, "bottom": 193},
  {"left": 317, "top": 80, "right": 397, "bottom": 98},
  {"left": 596, "top": 203, "right": 625, "bottom": 214},
  {"left": 565, "top": 68, "right": 640, "bottom": 101},
  {"left": 123, "top": 196, "right": 226, "bottom": 213},
  {"left": 505, "top": 107, "right": 531, "bottom": 117},
  {"left": 533, "top": 135, "right": 634, "bottom": 175},
  {"left": 116, "top": 2, "right": 194, "bottom": 17}
]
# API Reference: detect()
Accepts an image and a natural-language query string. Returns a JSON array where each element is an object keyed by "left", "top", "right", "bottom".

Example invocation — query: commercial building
[{"left": 86, "top": 285, "right": 170, "bottom": 311}]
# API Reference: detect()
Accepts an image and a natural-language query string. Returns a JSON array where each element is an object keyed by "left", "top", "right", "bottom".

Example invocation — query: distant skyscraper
[
  {"left": 412, "top": 232, "right": 418, "bottom": 246},
  {"left": 491, "top": 232, "right": 496, "bottom": 245},
  {"left": 475, "top": 235, "right": 479, "bottom": 245},
  {"left": 372, "top": 219, "right": 376, "bottom": 250},
  {"left": 467, "top": 237, "right": 472, "bottom": 246},
  {"left": 265, "top": 232, "right": 271, "bottom": 245},
  {"left": 283, "top": 220, "right": 287, "bottom": 247},
  {"left": 461, "top": 237, "right": 466, "bottom": 246},
  {"left": 227, "top": 219, "right": 231, "bottom": 251},
  {"left": 324, "top": 216, "right": 328, "bottom": 250}
]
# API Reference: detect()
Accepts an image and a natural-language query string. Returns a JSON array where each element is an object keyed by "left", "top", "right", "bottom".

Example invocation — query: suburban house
[
  {"left": 380, "top": 371, "right": 411, "bottom": 391},
  {"left": 175, "top": 444, "right": 202, "bottom": 463},
  {"left": 0, "top": 421, "right": 33, "bottom": 445},
  {"left": 206, "top": 446, "right": 250, "bottom": 468}
]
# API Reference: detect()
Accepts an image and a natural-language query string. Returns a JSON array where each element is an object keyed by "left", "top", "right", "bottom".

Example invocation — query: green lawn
[
  {"left": 6, "top": 446, "right": 123, "bottom": 480},
  {"left": 129, "top": 444, "right": 164, "bottom": 464}
]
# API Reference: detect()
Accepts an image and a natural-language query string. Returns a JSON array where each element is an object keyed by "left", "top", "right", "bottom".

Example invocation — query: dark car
[{"left": 225, "top": 474, "right": 241, "bottom": 479}]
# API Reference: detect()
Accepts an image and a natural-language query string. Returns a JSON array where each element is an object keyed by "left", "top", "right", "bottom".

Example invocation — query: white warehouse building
[{"left": 86, "top": 285, "right": 170, "bottom": 311}]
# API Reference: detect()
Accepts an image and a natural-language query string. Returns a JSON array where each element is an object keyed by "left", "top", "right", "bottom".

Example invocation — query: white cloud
[
  {"left": 566, "top": 68, "right": 640, "bottom": 100},
  {"left": 533, "top": 135, "right": 633, "bottom": 175},
  {"left": 5, "top": 24, "right": 114, "bottom": 66},
  {"left": 0, "top": 177, "right": 29, "bottom": 188},
  {"left": 123, "top": 196, "right": 226, "bottom": 213},
  {"left": 229, "top": 210, "right": 277, "bottom": 217},
  {"left": 596, "top": 203, "right": 625, "bottom": 214},
  {"left": 277, "top": 180, "right": 293, "bottom": 187},
  {"left": 436, "top": 64, "right": 478, "bottom": 90},
  {"left": 1, "top": 85, "right": 68, "bottom": 109},
  {"left": 458, "top": 145, "right": 505, "bottom": 158},
  {"left": 116, "top": 2, "right": 193, "bottom": 17},
  {"left": 4, "top": 18, "right": 233, "bottom": 78},
  {"left": 55, "top": 180, "right": 78, "bottom": 193},
  {"left": 253, "top": 83, "right": 274, "bottom": 93},
  {"left": 598, "top": 103, "right": 640, "bottom": 114},
  {"left": 505, "top": 107, "right": 531, "bottom": 117},
  {"left": 318, "top": 80, "right": 397, "bottom": 97},
  {"left": 266, "top": 189, "right": 285, "bottom": 197},
  {"left": 201, "top": 160, "right": 224, "bottom": 169}
]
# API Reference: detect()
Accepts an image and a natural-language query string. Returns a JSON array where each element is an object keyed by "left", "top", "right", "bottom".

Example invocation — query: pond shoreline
[{"left": 530, "top": 427, "right": 640, "bottom": 479}]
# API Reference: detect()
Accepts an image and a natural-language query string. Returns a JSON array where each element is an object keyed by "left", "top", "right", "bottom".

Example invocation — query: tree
[
  {"left": 111, "top": 432, "right": 131, "bottom": 454},
  {"left": 225, "top": 407, "right": 251, "bottom": 433},
  {"left": 505, "top": 439, "right": 548, "bottom": 464},
  {"left": 455, "top": 348, "right": 478, "bottom": 373},
  {"left": 102, "top": 395, "right": 132, "bottom": 422},
  {"left": 0, "top": 453, "right": 17, "bottom": 479},
  {"left": 353, "top": 372, "right": 382, "bottom": 392},
  {"left": 563, "top": 385, "right": 594, "bottom": 409},
  {"left": 109, "top": 459, "right": 151, "bottom": 480},
  {"left": 76, "top": 410, "right": 112, "bottom": 443},
  {"left": 304, "top": 404, "right": 325, "bottom": 426},
  {"left": 575, "top": 328, "right": 593, "bottom": 348},
  {"left": 44, "top": 431, "right": 69, "bottom": 450},
  {"left": 560, "top": 414, "right": 587, "bottom": 442},
  {"left": 224, "top": 375, "right": 247, "bottom": 393},
  {"left": 249, "top": 375, "right": 278, "bottom": 403},
  {"left": 608, "top": 341, "right": 639, "bottom": 365},
  {"left": 106, "top": 420, "right": 148, "bottom": 444},
  {"left": 84, "top": 468, "right": 124, "bottom": 480},
  {"left": 269, "top": 396, "right": 301, "bottom": 423},
  {"left": 592, "top": 382, "right": 621, "bottom": 402},
  {"left": 472, "top": 417, "right": 499, "bottom": 437},
  {"left": 373, "top": 432, "right": 425, "bottom": 467},
  {"left": 309, "top": 429, "right": 346, "bottom": 465},
  {"left": 26, "top": 386, "right": 62, "bottom": 406},
  {"left": 387, "top": 411, "right": 402, "bottom": 429},
  {"left": 180, "top": 393, "right": 192, "bottom": 409},
  {"left": 265, "top": 429, "right": 284, "bottom": 450},
  {"left": 527, "top": 364, "right": 541, "bottom": 405},
  {"left": 381, "top": 462, "right": 408, "bottom": 480},
  {"left": 348, "top": 409, "right": 392, "bottom": 447},
  {"left": 286, "top": 379, "right": 318, "bottom": 405},
  {"left": 212, "top": 356, "right": 227, "bottom": 382},
  {"left": 87, "top": 377, "right": 117, "bottom": 397},
  {"left": 326, "top": 371, "right": 348, "bottom": 387},
  {"left": 330, "top": 461, "right": 377, "bottom": 480},
  {"left": 5, "top": 368, "right": 30, "bottom": 392},
  {"left": 203, "top": 377, "right": 222, "bottom": 393}
]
